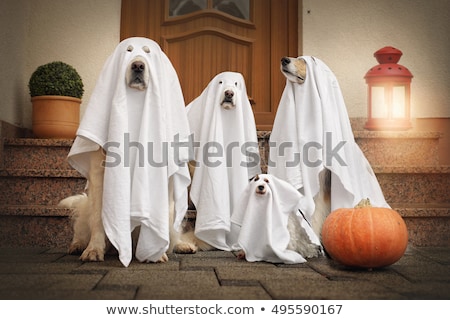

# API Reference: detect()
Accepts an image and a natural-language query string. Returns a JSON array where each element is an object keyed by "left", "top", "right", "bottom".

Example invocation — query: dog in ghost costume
[
  {"left": 270, "top": 56, "right": 389, "bottom": 240},
  {"left": 229, "top": 174, "right": 322, "bottom": 263},
  {"left": 58, "top": 38, "right": 193, "bottom": 267},
  {"left": 179, "top": 72, "right": 261, "bottom": 252}
]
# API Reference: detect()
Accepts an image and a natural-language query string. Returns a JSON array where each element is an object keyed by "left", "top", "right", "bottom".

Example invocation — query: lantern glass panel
[
  {"left": 371, "top": 86, "right": 388, "bottom": 118},
  {"left": 392, "top": 86, "right": 406, "bottom": 118}
]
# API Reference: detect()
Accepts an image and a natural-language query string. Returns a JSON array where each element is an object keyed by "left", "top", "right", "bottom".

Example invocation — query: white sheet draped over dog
[
  {"left": 269, "top": 56, "right": 389, "bottom": 221},
  {"left": 186, "top": 72, "right": 261, "bottom": 250},
  {"left": 229, "top": 174, "right": 321, "bottom": 264},
  {"left": 67, "top": 37, "right": 191, "bottom": 267}
]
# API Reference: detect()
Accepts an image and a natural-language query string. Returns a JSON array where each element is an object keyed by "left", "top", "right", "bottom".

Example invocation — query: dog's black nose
[
  {"left": 258, "top": 185, "right": 265, "bottom": 191},
  {"left": 131, "top": 61, "right": 145, "bottom": 72},
  {"left": 225, "top": 90, "right": 234, "bottom": 98},
  {"left": 281, "top": 57, "right": 291, "bottom": 66}
]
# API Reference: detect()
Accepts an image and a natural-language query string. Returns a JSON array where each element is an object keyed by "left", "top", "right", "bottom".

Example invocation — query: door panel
[
  {"left": 121, "top": 0, "right": 299, "bottom": 130},
  {"left": 161, "top": 30, "right": 255, "bottom": 106}
]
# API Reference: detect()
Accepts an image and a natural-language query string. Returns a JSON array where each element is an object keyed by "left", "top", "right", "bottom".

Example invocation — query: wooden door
[{"left": 121, "top": 0, "right": 299, "bottom": 130}]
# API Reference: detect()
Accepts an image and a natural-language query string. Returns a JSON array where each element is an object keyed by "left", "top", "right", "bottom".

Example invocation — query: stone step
[
  {"left": 1, "top": 137, "right": 448, "bottom": 248},
  {"left": 257, "top": 131, "right": 442, "bottom": 171},
  {"left": 0, "top": 205, "right": 73, "bottom": 248},
  {"left": 1, "top": 138, "right": 73, "bottom": 171},
  {"left": 0, "top": 165, "right": 447, "bottom": 211},
  {"left": 0, "top": 204, "right": 447, "bottom": 247},
  {"left": 2, "top": 166, "right": 447, "bottom": 207},
  {"left": 391, "top": 203, "right": 450, "bottom": 247},
  {"left": 354, "top": 131, "right": 441, "bottom": 167},
  {"left": 0, "top": 169, "right": 86, "bottom": 206},
  {"left": 375, "top": 166, "right": 450, "bottom": 204},
  {"left": 3, "top": 131, "right": 442, "bottom": 170},
  {"left": 0, "top": 206, "right": 194, "bottom": 248}
]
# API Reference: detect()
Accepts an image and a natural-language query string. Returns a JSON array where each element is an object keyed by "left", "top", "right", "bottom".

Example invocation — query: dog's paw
[
  {"left": 80, "top": 247, "right": 105, "bottom": 262},
  {"left": 58, "top": 194, "right": 87, "bottom": 209},
  {"left": 68, "top": 241, "right": 87, "bottom": 255},
  {"left": 173, "top": 242, "right": 198, "bottom": 254},
  {"left": 156, "top": 253, "right": 169, "bottom": 263},
  {"left": 236, "top": 250, "right": 246, "bottom": 260}
]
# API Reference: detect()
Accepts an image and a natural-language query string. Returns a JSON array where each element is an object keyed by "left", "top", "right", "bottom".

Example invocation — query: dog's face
[
  {"left": 252, "top": 174, "right": 270, "bottom": 196},
  {"left": 280, "top": 56, "right": 306, "bottom": 84},
  {"left": 125, "top": 44, "right": 151, "bottom": 91},
  {"left": 218, "top": 78, "right": 238, "bottom": 110}
]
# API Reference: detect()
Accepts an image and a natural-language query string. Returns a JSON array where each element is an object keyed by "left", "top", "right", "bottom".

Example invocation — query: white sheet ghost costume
[
  {"left": 186, "top": 72, "right": 261, "bottom": 250},
  {"left": 269, "top": 56, "right": 389, "bottom": 219},
  {"left": 229, "top": 174, "right": 321, "bottom": 264},
  {"left": 67, "top": 37, "right": 191, "bottom": 267}
]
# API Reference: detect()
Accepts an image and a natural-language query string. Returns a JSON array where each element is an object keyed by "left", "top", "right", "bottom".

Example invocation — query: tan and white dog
[
  {"left": 280, "top": 56, "right": 307, "bottom": 84},
  {"left": 277, "top": 56, "right": 332, "bottom": 239},
  {"left": 275, "top": 56, "right": 388, "bottom": 242}
]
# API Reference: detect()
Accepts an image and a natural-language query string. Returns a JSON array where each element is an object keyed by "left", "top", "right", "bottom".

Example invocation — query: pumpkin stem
[{"left": 355, "top": 198, "right": 372, "bottom": 208}]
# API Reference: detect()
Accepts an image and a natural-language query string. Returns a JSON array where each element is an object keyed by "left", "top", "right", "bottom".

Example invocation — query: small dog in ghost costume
[{"left": 229, "top": 174, "right": 323, "bottom": 264}]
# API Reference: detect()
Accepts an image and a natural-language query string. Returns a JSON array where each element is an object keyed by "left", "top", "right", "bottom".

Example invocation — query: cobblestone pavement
[{"left": 0, "top": 246, "right": 449, "bottom": 300}]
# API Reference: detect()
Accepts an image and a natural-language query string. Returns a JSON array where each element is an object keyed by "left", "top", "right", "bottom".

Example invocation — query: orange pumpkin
[{"left": 321, "top": 199, "right": 408, "bottom": 269}]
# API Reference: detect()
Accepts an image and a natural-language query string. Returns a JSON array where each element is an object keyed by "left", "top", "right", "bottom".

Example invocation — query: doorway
[{"left": 121, "top": 0, "right": 299, "bottom": 130}]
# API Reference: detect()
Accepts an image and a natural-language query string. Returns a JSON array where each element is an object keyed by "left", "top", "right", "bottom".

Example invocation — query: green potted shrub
[{"left": 29, "top": 61, "right": 84, "bottom": 139}]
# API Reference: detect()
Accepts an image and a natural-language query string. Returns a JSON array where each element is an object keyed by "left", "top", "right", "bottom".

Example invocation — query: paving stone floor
[{"left": 0, "top": 245, "right": 449, "bottom": 300}]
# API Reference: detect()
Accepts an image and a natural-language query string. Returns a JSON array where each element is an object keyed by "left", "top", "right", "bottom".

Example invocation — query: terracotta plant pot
[{"left": 32, "top": 95, "right": 81, "bottom": 139}]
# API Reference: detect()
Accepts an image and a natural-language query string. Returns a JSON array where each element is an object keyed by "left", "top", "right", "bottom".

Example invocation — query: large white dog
[
  {"left": 59, "top": 38, "right": 195, "bottom": 267},
  {"left": 270, "top": 56, "right": 389, "bottom": 240}
]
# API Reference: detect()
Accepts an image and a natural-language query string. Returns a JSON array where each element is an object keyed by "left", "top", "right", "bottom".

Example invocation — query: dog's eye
[
  {"left": 127, "top": 45, "right": 134, "bottom": 52},
  {"left": 142, "top": 46, "right": 150, "bottom": 53},
  {"left": 264, "top": 178, "right": 269, "bottom": 183},
  {"left": 234, "top": 82, "right": 238, "bottom": 86},
  {"left": 253, "top": 175, "right": 260, "bottom": 182},
  {"left": 219, "top": 81, "right": 223, "bottom": 85}
]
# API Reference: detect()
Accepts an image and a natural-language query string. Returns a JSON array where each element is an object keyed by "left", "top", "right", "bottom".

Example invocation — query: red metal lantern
[{"left": 364, "top": 46, "right": 413, "bottom": 130}]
